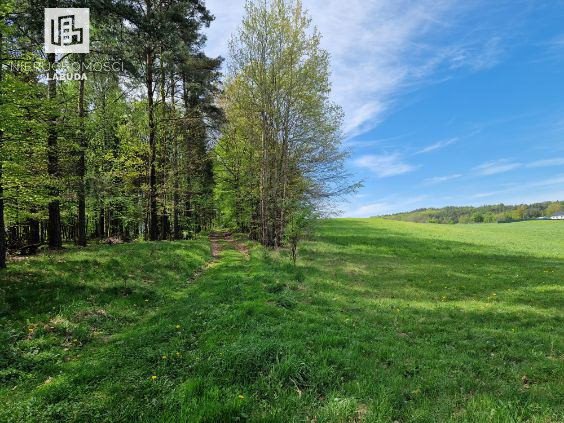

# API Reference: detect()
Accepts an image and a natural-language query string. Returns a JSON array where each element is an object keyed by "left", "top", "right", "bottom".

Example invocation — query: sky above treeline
[{"left": 204, "top": 0, "right": 564, "bottom": 217}]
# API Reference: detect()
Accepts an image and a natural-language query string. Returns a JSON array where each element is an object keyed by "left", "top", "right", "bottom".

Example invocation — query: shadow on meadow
[
  {"left": 0, "top": 223, "right": 562, "bottom": 422},
  {"left": 1, "top": 241, "right": 210, "bottom": 318},
  {"left": 0, "top": 240, "right": 211, "bottom": 419}
]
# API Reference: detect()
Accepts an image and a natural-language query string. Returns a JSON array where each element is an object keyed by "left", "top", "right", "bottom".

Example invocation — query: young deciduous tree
[{"left": 216, "top": 0, "right": 358, "bottom": 247}]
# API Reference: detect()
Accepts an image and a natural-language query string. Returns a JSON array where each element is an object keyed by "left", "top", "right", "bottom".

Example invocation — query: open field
[{"left": 1, "top": 219, "right": 563, "bottom": 422}]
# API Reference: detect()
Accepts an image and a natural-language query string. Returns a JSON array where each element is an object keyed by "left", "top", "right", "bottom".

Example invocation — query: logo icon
[{"left": 44, "top": 8, "right": 89, "bottom": 53}]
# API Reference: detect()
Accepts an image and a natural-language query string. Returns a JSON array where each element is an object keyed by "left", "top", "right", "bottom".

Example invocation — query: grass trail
[{"left": 0, "top": 220, "right": 563, "bottom": 422}]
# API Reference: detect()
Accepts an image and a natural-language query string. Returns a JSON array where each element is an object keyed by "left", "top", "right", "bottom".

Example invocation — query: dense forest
[
  {"left": 383, "top": 201, "right": 563, "bottom": 224},
  {"left": 0, "top": 0, "right": 355, "bottom": 269}
]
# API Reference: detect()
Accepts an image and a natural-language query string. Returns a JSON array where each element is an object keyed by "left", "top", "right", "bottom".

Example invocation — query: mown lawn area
[{"left": 0, "top": 220, "right": 562, "bottom": 422}]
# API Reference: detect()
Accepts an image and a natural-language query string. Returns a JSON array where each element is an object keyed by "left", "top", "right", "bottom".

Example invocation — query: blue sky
[{"left": 204, "top": 0, "right": 564, "bottom": 217}]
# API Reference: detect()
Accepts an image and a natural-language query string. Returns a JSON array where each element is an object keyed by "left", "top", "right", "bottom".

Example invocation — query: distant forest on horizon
[{"left": 382, "top": 200, "right": 563, "bottom": 224}]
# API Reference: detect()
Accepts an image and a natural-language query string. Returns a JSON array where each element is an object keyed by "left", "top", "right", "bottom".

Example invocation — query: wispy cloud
[
  {"left": 346, "top": 195, "right": 428, "bottom": 217},
  {"left": 416, "top": 137, "right": 458, "bottom": 154},
  {"left": 346, "top": 202, "right": 392, "bottom": 218},
  {"left": 355, "top": 153, "right": 418, "bottom": 178},
  {"left": 343, "top": 132, "right": 413, "bottom": 149},
  {"left": 466, "top": 174, "right": 564, "bottom": 201},
  {"left": 525, "top": 174, "right": 564, "bottom": 188},
  {"left": 533, "top": 33, "right": 564, "bottom": 63},
  {"left": 423, "top": 173, "right": 462, "bottom": 184},
  {"left": 474, "top": 159, "right": 522, "bottom": 176},
  {"left": 471, "top": 157, "right": 564, "bottom": 176},
  {"left": 546, "top": 34, "right": 564, "bottom": 49},
  {"left": 447, "top": 36, "right": 504, "bottom": 71},
  {"left": 527, "top": 158, "right": 564, "bottom": 168},
  {"left": 471, "top": 190, "right": 505, "bottom": 199},
  {"left": 203, "top": 0, "right": 243, "bottom": 58},
  {"left": 345, "top": 174, "right": 564, "bottom": 217},
  {"left": 316, "top": 1, "right": 507, "bottom": 138}
]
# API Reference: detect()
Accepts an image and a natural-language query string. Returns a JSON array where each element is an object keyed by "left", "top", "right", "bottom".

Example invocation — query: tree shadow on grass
[
  {"left": 17, "top": 243, "right": 561, "bottom": 422},
  {"left": 0, "top": 240, "right": 211, "bottom": 418},
  {"left": 1, "top": 225, "right": 562, "bottom": 422},
  {"left": 0, "top": 241, "right": 210, "bottom": 318}
]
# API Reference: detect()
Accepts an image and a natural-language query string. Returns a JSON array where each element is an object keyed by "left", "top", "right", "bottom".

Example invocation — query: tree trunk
[
  {"left": 0, "top": 31, "right": 6, "bottom": 269},
  {"left": 161, "top": 209, "right": 169, "bottom": 240},
  {"left": 27, "top": 215, "right": 40, "bottom": 244},
  {"left": 181, "top": 71, "right": 194, "bottom": 238},
  {"left": 46, "top": 51, "right": 62, "bottom": 249},
  {"left": 98, "top": 206, "right": 105, "bottom": 239},
  {"left": 147, "top": 47, "right": 158, "bottom": 241},
  {"left": 159, "top": 48, "right": 168, "bottom": 240},
  {"left": 260, "top": 116, "right": 268, "bottom": 245},
  {"left": 170, "top": 71, "right": 180, "bottom": 239},
  {"left": 77, "top": 54, "right": 87, "bottom": 246}
]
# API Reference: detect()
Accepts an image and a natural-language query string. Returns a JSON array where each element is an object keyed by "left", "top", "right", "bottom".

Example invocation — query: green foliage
[
  {"left": 471, "top": 212, "right": 484, "bottom": 223},
  {"left": 545, "top": 201, "right": 562, "bottom": 216},
  {"left": 1, "top": 0, "right": 221, "bottom": 253},
  {"left": 0, "top": 58, "right": 50, "bottom": 222},
  {"left": 284, "top": 203, "right": 316, "bottom": 265}
]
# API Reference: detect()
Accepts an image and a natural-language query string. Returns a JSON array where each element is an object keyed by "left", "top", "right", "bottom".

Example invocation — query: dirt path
[
  {"left": 225, "top": 235, "right": 250, "bottom": 260},
  {"left": 208, "top": 232, "right": 224, "bottom": 258},
  {"left": 209, "top": 232, "right": 249, "bottom": 259},
  {"left": 188, "top": 232, "right": 248, "bottom": 283}
]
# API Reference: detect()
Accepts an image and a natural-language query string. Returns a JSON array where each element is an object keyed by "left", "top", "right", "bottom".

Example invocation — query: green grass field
[{"left": 1, "top": 219, "right": 562, "bottom": 422}]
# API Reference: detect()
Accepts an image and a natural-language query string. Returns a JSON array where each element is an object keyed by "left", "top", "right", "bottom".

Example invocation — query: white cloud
[
  {"left": 343, "top": 133, "right": 412, "bottom": 148},
  {"left": 468, "top": 177, "right": 564, "bottom": 208},
  {"left": 471, "top": 191, "right": 504, "bottom": 199},
  {"left": 472, "top": 157, "right": 564, "bottom": 176},
  {"left": 468, "top": 174, "right": 564, "bottom": 201},
  {"left": 534, "top": 33, "right": 564, "bottom": 63},
  {"left": 355, "top": 153, "right": 417, "bottom": 178},
  {"left": 527, "top": 158, "right": 564, "bottom": 168},
  {"left": 447, "top": 36, "right": 504, "bottom": 71},
  {"left": 416, "top": 137, "right": 458, "bottom": 154},
  {"left": 525, "top": 174, "right": 564, "bottom": 188},
  {"left": 203, "top": 1, "right": 244, "bottom": 58},
  {"left": 474, "top": 159, "right": 522, "bottom": 176},
  {"left": 499, "top": 190, "right": 564, "bottom": 206},
  {"left": 312, "top": 0, "right": 458, "bottom": 138},
  {"left": 423, "top": 173, "right": 462, "bottom": 184},
  {"left": 343, "top": 174, "right": 564, "bottom": 218},
  {"left": 346, "top": 202, "right": 392, "bottom": 218},
  {"left": 345, "top": 195, "right": 428, "bottom": 217},
  {"left": 547, "top": 34, "right": 564, "bottom": 49}
]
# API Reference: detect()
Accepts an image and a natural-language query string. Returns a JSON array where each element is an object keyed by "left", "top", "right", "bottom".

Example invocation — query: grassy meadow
[{"left": 0, "top": 219, "right": 562, "bottom": 422}]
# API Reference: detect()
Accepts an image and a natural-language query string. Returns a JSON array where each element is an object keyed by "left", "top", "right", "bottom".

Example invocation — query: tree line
[
  {"left": 384, "top": 201, "right": 563, "bottom": 224},
  {"left": 0, "top": 0, "right": 355, "bottom": 269},
  {"left": 1, "top": 0, "right": 222, "bottom": 269}
]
